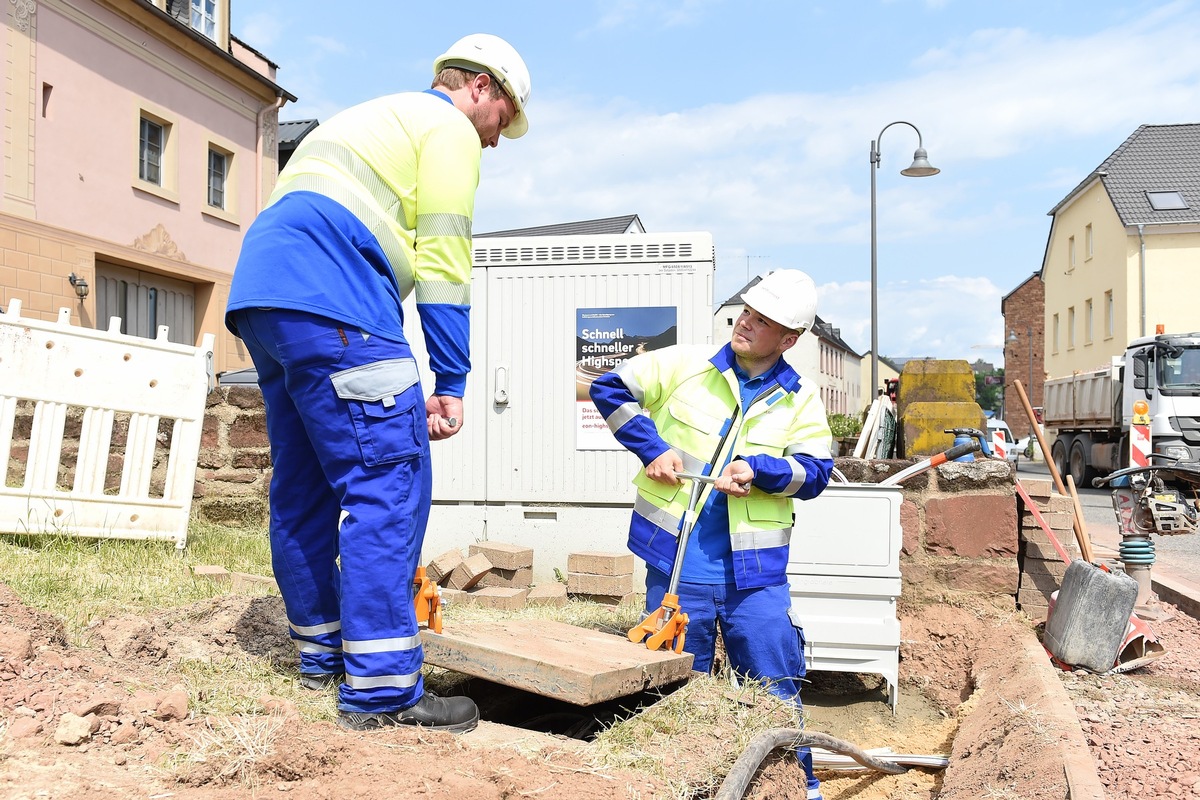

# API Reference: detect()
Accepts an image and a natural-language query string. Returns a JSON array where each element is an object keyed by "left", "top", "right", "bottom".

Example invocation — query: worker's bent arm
[
  {"left": 738, "top": 395, "right": 834, "bottom": 500},
  {"left": 589, "top": 367, "right": 671, "bottom": 466}
]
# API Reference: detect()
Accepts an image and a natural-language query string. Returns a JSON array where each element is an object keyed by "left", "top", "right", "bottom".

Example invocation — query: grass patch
[
  {"left": 0, "top": 519, "right": 272, "bottom": 641},
  {"left": 592, "top": 670, "right": 802, "bottom": 799}
]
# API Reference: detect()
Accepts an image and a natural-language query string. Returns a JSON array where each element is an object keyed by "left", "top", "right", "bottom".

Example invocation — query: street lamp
[{"left": 870, "top": 121, "right": 939, "bottom": 398}]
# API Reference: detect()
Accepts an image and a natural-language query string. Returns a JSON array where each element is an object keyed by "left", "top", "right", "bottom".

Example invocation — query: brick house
[{"left": 1001, "top": 272, "right": 1044, "bottom": 439}]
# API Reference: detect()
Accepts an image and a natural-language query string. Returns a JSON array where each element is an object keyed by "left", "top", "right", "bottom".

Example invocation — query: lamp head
[
  {"left": 901, "top": 147, "right": 939, "bottom": 177},
  {"left": 68, "top": 272, "right": 89, "bottom": 300}
]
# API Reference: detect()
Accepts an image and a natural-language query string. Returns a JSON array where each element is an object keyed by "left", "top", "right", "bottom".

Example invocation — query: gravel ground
[{"left": 1060, "top": 601, "right": 1200, "bottom": 798}]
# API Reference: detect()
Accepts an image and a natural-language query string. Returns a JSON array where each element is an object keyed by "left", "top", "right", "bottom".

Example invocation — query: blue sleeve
[
  {"left": 417, "top": 303, "right": 470, "bottom": 396},
  {"left": 740, "top": 453, "right": 833, "bottom": 500},
  {"left": 589, "top": 369, "right": 671, "bottom": 466}
]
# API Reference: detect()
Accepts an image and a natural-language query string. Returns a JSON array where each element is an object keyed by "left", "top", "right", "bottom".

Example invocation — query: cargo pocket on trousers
[
  {"left": 788, "top": 606, "right": 810, "bottom": 678},
  {"left": 330, "top": 358, "right": 423, "bottom": 466}
]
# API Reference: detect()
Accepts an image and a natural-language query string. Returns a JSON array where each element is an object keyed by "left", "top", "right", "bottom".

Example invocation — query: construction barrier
[
  {"left": 1130, "top": 400, "right": 1151, "bottom": 469},
  {"left": 0, "top": 300, "right": 213, "bottom": 548}
]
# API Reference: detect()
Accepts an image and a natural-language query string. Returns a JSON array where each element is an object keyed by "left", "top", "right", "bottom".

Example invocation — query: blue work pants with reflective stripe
[
  {"left": 231, "top": 308, "right": 431, "bottom": 714},
  {"left": 645, "top": 569, "right": 822, "bottom": 797}
]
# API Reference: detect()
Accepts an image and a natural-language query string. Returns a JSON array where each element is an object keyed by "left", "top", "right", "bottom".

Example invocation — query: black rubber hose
[{"left": 714, "top": 728, "right": 907, "bottom": 800}]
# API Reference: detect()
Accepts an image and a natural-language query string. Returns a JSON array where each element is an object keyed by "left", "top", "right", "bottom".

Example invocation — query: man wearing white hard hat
[
  {"left": 225, "top": 34, "right": 531, "bottom": 734},
  {"left": 591, "top": 270, "right": 833, "bottom": 799}
]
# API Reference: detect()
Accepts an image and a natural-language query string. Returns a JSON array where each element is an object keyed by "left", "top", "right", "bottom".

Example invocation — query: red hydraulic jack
[
  {"left": 628, "top": 471, "right": 714, "bottom": 654},
  {"left": 413, "top": 565, "right": 443, "bottom": 634}
]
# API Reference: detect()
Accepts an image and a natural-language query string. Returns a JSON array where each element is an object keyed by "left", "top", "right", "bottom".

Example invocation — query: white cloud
[{"left": 478, "top": 4, "right": 1200, "bottom": 362}]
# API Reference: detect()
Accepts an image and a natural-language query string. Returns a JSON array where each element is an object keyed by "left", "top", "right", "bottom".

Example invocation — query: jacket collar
[{"left": 710, "top": 343, "right": 802, "bottom": 394}]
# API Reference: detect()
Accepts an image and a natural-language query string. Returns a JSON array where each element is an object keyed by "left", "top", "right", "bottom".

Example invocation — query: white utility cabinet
[
  {"left": 404, "top": 232, "right": 715, "bottom": 575},
  {"left": 788, "top": 482, "right": 904, "bottom": 713}
]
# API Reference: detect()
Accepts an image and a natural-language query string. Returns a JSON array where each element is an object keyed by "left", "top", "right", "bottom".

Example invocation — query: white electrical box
[
  {"left": 788, "top": 482, "right": 903, "bottom": 712},
  {"left": 405, "top": 232, "right": 715, "bottom": 574}
]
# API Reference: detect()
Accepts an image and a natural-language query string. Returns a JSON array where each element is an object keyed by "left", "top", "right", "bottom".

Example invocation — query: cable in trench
[{"left": 714, "top": 728, "right": 909, "bottom": 800}]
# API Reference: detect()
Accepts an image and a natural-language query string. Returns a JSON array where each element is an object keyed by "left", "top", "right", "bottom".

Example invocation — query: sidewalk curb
[
  {"left": 1019, "top": 630, "right": 1107, "bottom": 800},
  {"left": 1151, "top": 573, "right": 1200, "bottom": 620}
]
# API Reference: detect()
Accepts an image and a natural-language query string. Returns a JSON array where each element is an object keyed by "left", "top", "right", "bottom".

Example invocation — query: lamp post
[{"left": 870, "top": 121, "right": 939, "bottom": 398}]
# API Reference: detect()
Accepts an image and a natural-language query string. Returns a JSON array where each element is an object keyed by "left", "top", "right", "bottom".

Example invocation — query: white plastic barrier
[{"left": 0, "top": 300, "right": 213, "bottom": 548}]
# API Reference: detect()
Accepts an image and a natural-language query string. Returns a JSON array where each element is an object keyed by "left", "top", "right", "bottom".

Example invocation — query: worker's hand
[
  {"left": 645, "top": 450, "right": 684, "bottom": 485},
  {"left": 426, "top": 395, "right": 464, "bottom": 441},
  {"left": 715, "top": 460, "right": 754, "bottom": 497}
]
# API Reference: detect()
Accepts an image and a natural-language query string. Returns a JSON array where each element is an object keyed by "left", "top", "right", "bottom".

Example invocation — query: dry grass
[
  {"left": 166, "top": 712, "right": 289, "bottom": 787},
  {"left": 592, "top": 669, "right": 802, "bottom": 800}
]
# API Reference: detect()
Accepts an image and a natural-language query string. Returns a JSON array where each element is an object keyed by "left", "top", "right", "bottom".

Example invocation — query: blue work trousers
[
  {"left": 645, "top": 570, "right": 822, "bottom": 798},
  {"left": 231, "top": 308, "right": 431, "bottom": 714}
]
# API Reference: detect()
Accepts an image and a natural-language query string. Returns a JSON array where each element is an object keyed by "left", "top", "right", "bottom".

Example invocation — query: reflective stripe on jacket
[{"left": 590, "top": 344, "right": 833, "bottom": 590}]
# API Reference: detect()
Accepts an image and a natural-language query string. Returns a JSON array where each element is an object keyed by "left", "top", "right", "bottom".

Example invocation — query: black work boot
[
  {"left": 298, "top": 672, "right": 342, "bottom": 691},
  {"left": 337, "top": 692, "right": 479, "bottom": 734}
]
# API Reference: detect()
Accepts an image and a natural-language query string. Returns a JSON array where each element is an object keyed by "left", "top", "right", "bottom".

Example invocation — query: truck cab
[
  {"left": 1046, "top": 332, "right": 1200, "bottom": 486},
  {"left": 1127, "top": 332, "right": 1200, "bottom": 466}
]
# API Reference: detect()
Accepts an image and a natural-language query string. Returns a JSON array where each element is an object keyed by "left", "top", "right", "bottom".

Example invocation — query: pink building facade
[{"left": 2, "top": 0, "right": 293, "bottom": 372}]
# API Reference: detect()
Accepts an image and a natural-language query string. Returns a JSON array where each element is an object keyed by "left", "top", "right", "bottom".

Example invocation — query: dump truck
[{"left": 1044, "top": 331, "right": 1200, "bottom": 486}]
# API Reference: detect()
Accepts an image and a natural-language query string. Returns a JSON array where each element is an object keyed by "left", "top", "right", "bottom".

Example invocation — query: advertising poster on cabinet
[{"left": 576, "top": 306, "right": 677, "bottom": 449}]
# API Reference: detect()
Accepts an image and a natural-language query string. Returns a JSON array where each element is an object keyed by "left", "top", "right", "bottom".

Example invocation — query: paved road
[{"left": 1013, "top": 456, "right": 1200, "bottom": 594}]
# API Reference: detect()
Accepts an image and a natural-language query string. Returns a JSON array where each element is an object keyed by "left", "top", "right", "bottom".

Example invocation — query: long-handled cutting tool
[{"left": 627, "top": 470, "right": 719, "bottom": 653}]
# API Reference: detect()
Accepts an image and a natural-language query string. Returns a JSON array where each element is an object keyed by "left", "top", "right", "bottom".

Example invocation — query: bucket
[{"left": 1044, "top": 559, "right": 1138, "bottom": 673}]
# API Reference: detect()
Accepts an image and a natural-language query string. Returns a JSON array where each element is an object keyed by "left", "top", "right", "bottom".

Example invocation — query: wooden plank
[{"left": 421, "top": 619, "right": 695, "bottom": 706}]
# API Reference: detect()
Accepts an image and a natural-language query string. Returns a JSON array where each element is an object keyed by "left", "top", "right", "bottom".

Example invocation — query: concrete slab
[{"left": 421, "top": 619, "right": 694, "bottom": 706}]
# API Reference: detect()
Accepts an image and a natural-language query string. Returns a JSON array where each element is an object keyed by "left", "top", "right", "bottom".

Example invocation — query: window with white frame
[
  {"left": 1085, "top": 223, "right": 1093, "bottom": 260},
  {"left": 1068, "top": 235, "right": 1076, "bottom": 270},
  {"left": 135, "top": 107, "right": 177, "bottom": 203},
  {"left": 1068, "top": 306, "right": 1076, "bottom": 348},
  {"left": 139, "top": 117, "right": 163, "bottom": 185},
  {"left": 1053, "top": 313, "right": 1060, "bottom": 354},
  {"left": 191, "top": 0, "right": 217, "bottom": 40},
  {"left": 1085, "top": 298, "right": 1093, "bottom": 344},
  {"left": 1105, "top": 291, "right": 1113, "bottom": 339},
  {"left": 207, "top": 147, "right": 228, "bottom": 209}
]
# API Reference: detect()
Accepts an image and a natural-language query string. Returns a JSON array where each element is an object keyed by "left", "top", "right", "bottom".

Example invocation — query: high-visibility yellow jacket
[
  {"left": 590, "top": 344, "right": 833, "bottom": 589},
  {"left": 227, "top": 90, "right": 479, "bottom": 396}
]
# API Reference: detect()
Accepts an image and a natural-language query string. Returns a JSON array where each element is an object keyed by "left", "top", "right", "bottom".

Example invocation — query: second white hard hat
[
  {"left": 434, "top": 33, "right": 531, "bottom": 139},
  {"left": 741, "top": 270, "right": 818, "bottom": 333}
]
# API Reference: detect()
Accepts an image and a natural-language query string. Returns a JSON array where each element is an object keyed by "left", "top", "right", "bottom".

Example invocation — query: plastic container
[{"left": 1044, "top": 559, "right": 1138, "bottom": 673}]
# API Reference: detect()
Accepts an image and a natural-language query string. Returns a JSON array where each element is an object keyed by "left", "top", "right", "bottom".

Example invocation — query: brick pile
[
  {"left": 566, "top": 551, "right": 638, "bottom": 606},
  {"left": 424, "top": 541, "right": 569, "bottom": 612},
  {"left": 1016, "top": 478, "right": 1080, "bottom": 622}
]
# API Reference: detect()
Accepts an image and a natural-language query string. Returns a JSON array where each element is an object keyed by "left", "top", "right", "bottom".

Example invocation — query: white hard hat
[
  {"left": 741, "top": 270, "right": 818, "bottom": 333},
  {"left": 434, "top": 33, "right": 531, "bottom": 139}
]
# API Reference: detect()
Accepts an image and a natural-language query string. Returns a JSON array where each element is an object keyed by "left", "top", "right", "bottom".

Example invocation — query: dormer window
[
  {"left": 191, "top": 0, "right": 216, "bottom": 40},
  {"left": 1146, "top": 190, "right": 1188, "bottom": 211}
]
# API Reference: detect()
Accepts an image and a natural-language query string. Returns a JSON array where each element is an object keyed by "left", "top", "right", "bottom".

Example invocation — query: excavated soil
[{"left": 2, "top": 581, "right": 1199, "bottom": 799}]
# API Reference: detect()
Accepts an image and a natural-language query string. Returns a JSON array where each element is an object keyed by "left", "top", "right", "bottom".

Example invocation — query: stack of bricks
[
  {"left": 1016, "top": 478, "right": 1080, "bottom": 622},
  {"left": 424, "top": 541, "right": 557, "bottom": 611},
  {"left": 468, "top": 542, "right": 534, "bottom": 610},
  {"left": 566, "top": 551, "right": 637, "bottom": 606}
]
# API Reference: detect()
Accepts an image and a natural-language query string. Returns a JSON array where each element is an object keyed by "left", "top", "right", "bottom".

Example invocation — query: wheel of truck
[
  {"left": 1052, "top": 439, "right": 1069, "bottom": 480},
  {"left": 1069, "top": 440, "right": 1095, "bottom": 487}
]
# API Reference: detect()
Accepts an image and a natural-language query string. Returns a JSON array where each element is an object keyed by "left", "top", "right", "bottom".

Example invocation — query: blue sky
[{"left": 233, "top": 0, "right": 1200, "bottom": 366}]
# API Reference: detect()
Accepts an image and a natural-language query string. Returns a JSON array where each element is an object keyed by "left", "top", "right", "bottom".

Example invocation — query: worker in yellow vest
[
  {"left": 226, "top": 34, "right": 531, "bottom": 734},
  {"left": 591, "top": 269, "right": 833, "bottom": 799}
]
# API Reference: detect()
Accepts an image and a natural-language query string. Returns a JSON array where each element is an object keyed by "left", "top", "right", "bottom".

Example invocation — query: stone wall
[
  {"left": 195, "top": 390, "right": 1024, "bottom": 604},
  {"left": 835, "top": 458, "right": 1020, "bottom": 603}
]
